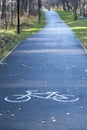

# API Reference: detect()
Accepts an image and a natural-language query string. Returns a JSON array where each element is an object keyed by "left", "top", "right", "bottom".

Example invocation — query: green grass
[
  {"left": 57, "top": 10, "right": 87, "bottom": 47},
  {"left": 0, "top": 11, "right": 46, "bottom": 61}
]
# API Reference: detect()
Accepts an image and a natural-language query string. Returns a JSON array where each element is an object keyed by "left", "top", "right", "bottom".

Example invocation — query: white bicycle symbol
[{"left": 5, "top": 90, "right": 79, "bottom": 103}]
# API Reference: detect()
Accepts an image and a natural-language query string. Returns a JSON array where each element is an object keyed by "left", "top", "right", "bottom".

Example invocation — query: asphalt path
[{"left": 0, "top": 10, "right": 87, "bottom": 130}]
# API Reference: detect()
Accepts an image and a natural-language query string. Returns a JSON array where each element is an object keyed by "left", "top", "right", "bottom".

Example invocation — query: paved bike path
[{"left": 0, "top": 10, "right": 87, "bottom": 130}]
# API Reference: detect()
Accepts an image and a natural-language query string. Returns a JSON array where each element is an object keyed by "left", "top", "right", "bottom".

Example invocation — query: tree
[
  {"left": 1, "top": 0, "right": 6, "bottom": 19},
  {"left": 61, "top": 0, "right": 70, "bottom": 11},
  {"left": 1, "top": 0, "right": 8, "bottom": 29},
  {"left": 61, "top": 0, "right": 66, "bottom": 10},
  {"left": 66, "top": 0, "right": 70, "bottom": 11},
  {"left": 70, "top": 0, "right": 79, "bottom": 20}
]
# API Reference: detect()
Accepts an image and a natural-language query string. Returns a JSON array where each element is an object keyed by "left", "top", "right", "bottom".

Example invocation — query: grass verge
[
  {"left": 0, "top": 11, "right": 46, "bottom": 61},
  {"left": 57, "top": 10, "right": 87, "bottom": 48}
]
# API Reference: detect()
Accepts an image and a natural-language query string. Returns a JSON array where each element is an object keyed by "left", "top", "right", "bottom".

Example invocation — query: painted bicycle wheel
[
  {"left": 5, "top": 94, "right": 31, "bottom": 103},
  {"left": 53, "top": 94, "right": 79, "bottom": 102}
]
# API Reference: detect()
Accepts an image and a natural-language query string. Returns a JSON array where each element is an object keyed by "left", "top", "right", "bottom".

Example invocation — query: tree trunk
[
  {"left": 27, "top": 0, "right": 30, "bottom": 16},
  {"left": 29, "top": 0, "right": 32, "bottom": 13},
  {"left": 1, "top": 0, "right": 6, "bottom": 19},
  {"left": 1, "top": 0, "right": 7, "bottom": 29},
  {"left": 70, "top": 0, "right": 78, "bottom": 21},
  {"left": 74, "top": 9, "right": 78, "bottom": 20}
]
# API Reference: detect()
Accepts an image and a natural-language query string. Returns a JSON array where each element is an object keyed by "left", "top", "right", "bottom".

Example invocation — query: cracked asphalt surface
[{"left": 0, "top": 10, "right": 87, "bottom": 130}]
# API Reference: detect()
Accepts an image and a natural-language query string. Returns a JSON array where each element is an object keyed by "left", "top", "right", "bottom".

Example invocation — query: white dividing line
[{"left": 14, "top": 49, "right": 85, "bottom": 54}]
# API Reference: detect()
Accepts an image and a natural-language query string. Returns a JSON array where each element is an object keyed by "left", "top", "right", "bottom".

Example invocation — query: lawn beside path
[
  {"left": 0, "top": 12, "right": 46, "bottom": 61},
  {"left": 57, "top": 10, "right": 87, "bottom": 48}
]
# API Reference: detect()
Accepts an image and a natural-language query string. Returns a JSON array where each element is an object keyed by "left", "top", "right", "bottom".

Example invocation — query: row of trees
[
  {"left": 61, "top": 0, "right": 87, "bottom": 20},
  {"left": 61, "top": 0, "right": 79, "bottom": 20},
  {"left": 0, "top": 0, "right": 40, "bottom": 30},
  {"left": 0, "top": 0, "right": 86, "bottom": 30},
  {"left": 48, "top": 0, "right": 87, "bottom": 20}
]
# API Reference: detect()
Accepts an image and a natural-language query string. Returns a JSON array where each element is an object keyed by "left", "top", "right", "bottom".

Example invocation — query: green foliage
[
  {"left": 0, "top": 11, "right": 46, "bottom": 60},
  {"left": 57, "top": 10, "right": 87, "bottom": 47}
]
